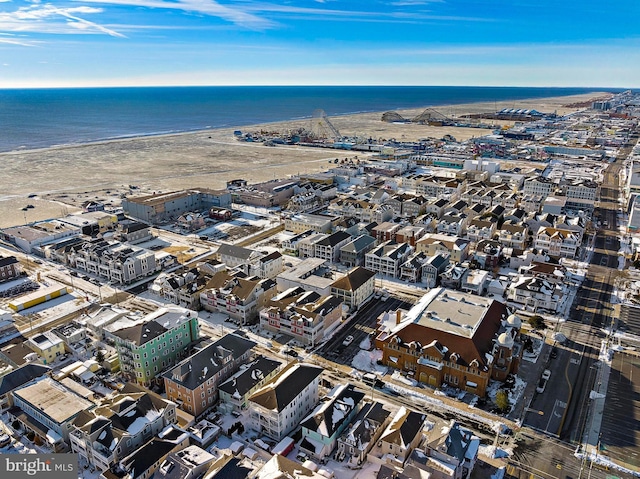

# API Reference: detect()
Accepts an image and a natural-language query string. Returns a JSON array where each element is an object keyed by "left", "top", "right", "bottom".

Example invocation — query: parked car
[
  {"left": 550, "top": 347, "right": 558, "bottom": 359},
  {"left": 283, "top": 349, "right": 299, "bottom": 358},
  {"left": 342, "top": 335, "right": 354, "bottom": 347},
  {"left": 536, "top": 369, "right": 551, "bottom": 393},
  {"left": 0, "top": 433, "right": 11, "bottom": 448}
]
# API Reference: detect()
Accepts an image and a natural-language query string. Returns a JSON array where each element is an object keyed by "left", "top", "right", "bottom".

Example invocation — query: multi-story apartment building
[
  {"left": 436, "top": 213, "right": 468, "bottom": 237},
  {"left": 312, "top": 231, "right": 352, "bottom": 263},
  {"left": 365, "top": 241, "right": 413, "bottom": 278},
  {"left": 465, "top": 218, "right": 496, "bottom": 243},
  {"left": 163, "top": 333, "right": 256, "bottom": 417},
  {"left": 415, "top": 176, "right": 463, "bottom": 200},
  {"left": 259, "top": 289, "right": 342, "bottom": 346},
  {"left": 248, "top": 363, "right": 323, "bottom": 441},
  {"left": 70, "top": 239, "right": 159, "bottom": 285},
  {"left": 25, "top": 331, "right": 65, "bottom": 365},
  {"left": 70, "top": 384, "right": 177, "bottom": 471},
  {"left": 122, "top": 189, "right": 231, "bottom": 223},
  {"left": 565, "top": 179, "right": 598, "bottom": 211},
  {"left": 109, "top": 306, "right": 199, "bottom": 387},
  {"left": 284, "top": 213, "right": 335, "bottom": 234},
  {"left": 336, "top": 402, "right": 391, "bottom": 467},
  {"left": 10, "top": 377, "right": 94, "bottom": 451},
  {"left": 218, "top": 355, "right": 282, "bottom": 411},
  {"left": 199, "top": 271, "right": 277, "bottom": 325},
  {"left": 497, "top": 223, "right": 529, "bottom": 250},
  {"left": 522, "top": 176, "right": 555, "bottom": 198},
  {"left": 508, "top": 277, "right": 563, "bottom": 313},
  {"left": 339, "top": 235, "right": 377, "bottom": 268},
  {"left": 330, "top": 266, "right": 376, "bottom": 311},
  {"left": 534, "top": 226, "right": 580, "bottom": 258},
  {"left": 299, "top": 384, "right": 365, "bottom": 461},
  {"left": 0, "top": 255, "right": 20, "bottom": 283},
  {"left": 416, "top": 234, "right": 469, "bottom": 263}
]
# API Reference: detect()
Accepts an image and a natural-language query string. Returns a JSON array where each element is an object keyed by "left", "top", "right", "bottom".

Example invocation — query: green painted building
[{"left": 110, "top": 306, "right": 200, "bottom": 387}]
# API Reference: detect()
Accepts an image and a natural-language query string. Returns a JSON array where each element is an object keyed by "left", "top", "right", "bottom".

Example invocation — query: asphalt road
[{"left": 511, "top": 131, "right": 640, "bottom": 479}]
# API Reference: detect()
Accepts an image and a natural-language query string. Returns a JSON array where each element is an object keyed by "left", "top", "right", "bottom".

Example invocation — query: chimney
[{"left": 396, "top": 310, "right": 402, "bottom": 325}]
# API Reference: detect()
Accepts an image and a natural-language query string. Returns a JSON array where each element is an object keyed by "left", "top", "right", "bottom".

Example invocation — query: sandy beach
[{"left": 0, "top": 92, "right": 606, "bottom": 229}]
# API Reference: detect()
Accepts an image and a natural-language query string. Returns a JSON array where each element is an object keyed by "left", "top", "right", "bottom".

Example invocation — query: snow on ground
[
  {"left": 479, "top": 444, "right": 512, "bottom": 459},
  {"left": 16, "top": 289, "right": 83, "bottom": 316},
  {"left": 351, "top": 348, "right": 386, "bottom": 374},
  {"left": 521, "top": 335, "right": 544, "bottom": 364},
  {"left": 575, "top": 450, "right": 640, "bottom": 478},
  {"left": 486, "top": 375, "right": 525, "bottom": 414}
]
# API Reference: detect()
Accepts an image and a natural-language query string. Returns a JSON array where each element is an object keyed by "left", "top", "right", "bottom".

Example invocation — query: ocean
[{"left": 0, "top": 86, "right": 610, "bottom": 153}]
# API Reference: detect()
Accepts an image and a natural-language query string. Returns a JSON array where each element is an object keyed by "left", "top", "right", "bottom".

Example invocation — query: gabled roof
[
  {"left": 163, "top": 333, "right": 256, "bottom": 390},
  {"left": 217, "top": 243, "right": 258, "bottom": 261},
  {"left": 340, "top": 234, "right": 376, "bottom": 253},
  {"left": 249, "top": 363, "right": 322, "bottom": 412},
  {"left": 380, "top": 407, "right": 426, "bottom": 448},
  {"left": 315, "top": 231, "right": 351, "bottom": 247},
  {"left": 0, "top": 256, "right": 18, "bottom": 267},
  {"left": 300, "top": 384, "right": 364, "bottom": 438},
  {"left": 218, "top": 355, "right": 281, "bottom": 398},
  {"left": 331, "top": 267, "right": 376, "bottom": 292},
  {"left": 112, "top": 319, "right": 167, "bottom": 345}
]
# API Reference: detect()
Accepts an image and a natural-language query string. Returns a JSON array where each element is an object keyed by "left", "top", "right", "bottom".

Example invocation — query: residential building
[
  {"left": 153, "top": 446, "right": 216, "bottom": 479},
  {"left": 70, "top": 239, "right": 159, "bottom": 285},
  {"left": 260, "top": 289, "right": 343, "bottom": 346},
  {"left": 248, "top": 363, "right": 323, "bottom": 441},
  {"left": 523, "top": 176, "right": 555, "bottom": 198},
  {"left": 340, "top": 235, "right": 377, "bottom": 268},
  {"left": 9, "top": 377, "right": 94, "bottom": 451},
  {"left": 375, "top": 288, "right": 522, "bottom": 396},
  {"left": 26, "top": 331, "right": 65, "bottom": 365},
  {"left": 421, "top": 254, "right": 450, "bottom": 288},
  {"left": 0, "top": 363, "right": 51, "bottom": 412},
  {"left": 465, "top": 219, "right": 496, "bottom": 243},
  {"left": 313, "top": 231, "right": 352, "bottom": 263},
  {"left": 199, "top": 271, "right": 277, "bottom": 325},
  {"left": 416, "top": 234, "right": 469, "bottom": 263},
  {"left": 218, "top": 356, "right": 282, "bottom": 411},
  {"left": 330, "top": 266, "right": 376, "bottom": 311},
  {"left": 70, "top": 384, "right": 177, "bottom": 471},
  {"left": 163, "top": 333, "right": 256, "bottom": 417},
  {"left": 365, "top": 241, "right": 413, "bottom": 278},
  {"left": 276, "top": 258, "right": 335, "bottom": 296},
  {"left": 497, "top": 223, "right": 529, "bottom": 250},
  {"left": 411, "top": 420, "right": 480, "bottom": 479},
  {"left": 117, "top": 221, "right": 154, "bottom": 244},
  {"left": 378, "top": 407, "right": 428, "bottom": 466},
  {"left": 508, "top": 277, "right": 563, "bottom": 313},
  {"left": 400, "top": 252, "right": 428, "bottom": 283},
  {"left": 565, "top": 179, "right": 598, "bottom": 211},
  {"left": 372, "top": 222, "right": 402, "bottom": 243},
  {"left": 395, "top": 225, "right": 426, "bottom": 247},
  {"left": 336, "top": 402, "right": 392, "bottom": 467},
  {"left": 299, "top": 384, "right": 365, "bottom": 461},
  {"left": 298, "top": 233, "right": 328, "bottom": 259},
  {"left": 284, "top": 213, "right": 335, "bottom": 234},
  {"left": 472, "top": 240, "right": 502, "bottom": 270},
  {"left": 437, "top": 213, "right": 468, "bottom": 236},
  {"left": 534, "top": 227, "right": 580, "bottom": 258},
  {"left": 460, "top": 269, "right": 490, "bottom": 295},
  {"left": 216, "top": 243, "right": 263, "bottom": 269},
  {"left": 0, "top": 255, "right": 20, "bottom": 283},
  {"left": 109, "top": 307, "right": 200, "bottom": 387}
]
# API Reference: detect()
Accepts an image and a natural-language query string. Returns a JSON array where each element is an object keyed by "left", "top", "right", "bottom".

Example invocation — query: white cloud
[
  {"left": 0, "top": 3, "right": 125, "bottom": 38},
  {"left": 78, "top": 0, "right": 275, "bottom": 30}
]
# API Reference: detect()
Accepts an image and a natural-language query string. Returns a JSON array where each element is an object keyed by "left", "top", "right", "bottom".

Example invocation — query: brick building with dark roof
[{"left": 375, "top": 287, "right": 522, "bottom": 396}]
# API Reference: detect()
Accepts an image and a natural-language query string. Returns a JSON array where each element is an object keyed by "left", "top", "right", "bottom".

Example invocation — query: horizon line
[{"left": 0, "top": 84, "right": 631, "bottom": 90}]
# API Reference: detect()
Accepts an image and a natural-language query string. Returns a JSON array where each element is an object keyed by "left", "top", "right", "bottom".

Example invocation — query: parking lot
[{"left": 316, "top": 295, "right": 413, "bottom": 366}]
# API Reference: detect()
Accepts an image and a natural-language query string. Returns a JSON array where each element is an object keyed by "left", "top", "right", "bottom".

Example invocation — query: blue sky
[{"left": 0, "top": 0, "right": 638, "bottom": 87}]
